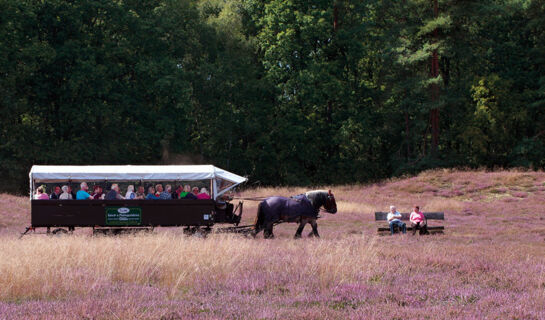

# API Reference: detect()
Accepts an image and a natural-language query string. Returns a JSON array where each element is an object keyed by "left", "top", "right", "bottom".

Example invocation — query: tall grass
[
  {"left": 1, "top": 169, "right": 545, "bottom": 319},
  {"left": 0, "top": 234, "right": 379, "bottom": 302}
]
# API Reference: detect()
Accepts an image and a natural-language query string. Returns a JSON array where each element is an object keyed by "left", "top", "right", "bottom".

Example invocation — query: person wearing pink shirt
[
  {"left": 410, "top": 205, "right": 428, "bottom": 235},
  {"left": 197, "top": 188, "right": 211, "bottom": 199},
  {"left": 34, "top": 186, "right": 49, "bottom": 200}
]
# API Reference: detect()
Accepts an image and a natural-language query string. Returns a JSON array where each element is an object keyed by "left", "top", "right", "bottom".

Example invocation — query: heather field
[{"left": 1, "top": 169, "right": 545, "bottom": 320}]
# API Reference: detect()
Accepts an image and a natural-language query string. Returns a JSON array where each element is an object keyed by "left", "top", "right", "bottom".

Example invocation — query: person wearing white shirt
[
  {"left": 387, "top": 205, "right": 406, "bottom": 235},
  {"left": 59, "top": 185, "right": 73, "bottom": 200},
  {"left": 125, "top": 185, "right": 136, "bottom": 200}
]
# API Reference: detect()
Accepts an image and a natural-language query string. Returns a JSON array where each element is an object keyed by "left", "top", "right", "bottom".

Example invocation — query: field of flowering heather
[{"left": 1, "top": 169, "right": 544, "bottom": 319}]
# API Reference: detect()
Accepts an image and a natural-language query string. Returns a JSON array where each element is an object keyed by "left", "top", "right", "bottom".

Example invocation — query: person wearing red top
[
  {"left": 409, "top": 205, "right": 428, "bottom": 235},
  {"left": 91, "top": 185, "right": 103, "bottom": 199}
]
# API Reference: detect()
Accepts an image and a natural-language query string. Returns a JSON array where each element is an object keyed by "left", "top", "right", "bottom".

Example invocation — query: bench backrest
[{"left": 374, "top": 212, "right": 444, "bottom": 221}]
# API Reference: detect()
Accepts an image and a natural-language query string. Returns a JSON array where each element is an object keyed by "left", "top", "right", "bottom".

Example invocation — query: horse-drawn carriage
[
  {"left": 23, "top": 165, "right": 338, "bottom": 238},
  {"left": 23, "top": 165, "right": 248, "bottom": 236}
]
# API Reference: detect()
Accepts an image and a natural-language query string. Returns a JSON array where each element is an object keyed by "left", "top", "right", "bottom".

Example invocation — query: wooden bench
[{"left": 375, "top": 212, "right": 444, "bottom": 235}]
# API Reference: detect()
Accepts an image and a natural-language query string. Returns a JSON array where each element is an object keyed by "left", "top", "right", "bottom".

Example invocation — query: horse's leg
[
  {"left": 264, "top": 222, "right": 275, "bottom": 239},
  {"left": 294, "top": 219, "right": 307, "bottom": 239},
  {"left": 252, "top": 225, "right": 262, "bottom": 238},
  {"left": 308, "top": 219, "right": 320, "bottom": 238},
  {"left": 252, "top": 202, "right": 263, "bottom": 238}
]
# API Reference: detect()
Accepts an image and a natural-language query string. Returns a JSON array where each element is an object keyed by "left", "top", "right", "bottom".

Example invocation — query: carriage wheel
[
  {"left": 194, "top": 229, "right": 209, "bottom": 238},
  {"left": 183, "top": 227, "right": 210, "bottom": 238},
  {"left": 183, "top": 227, "right": 196, "bottom": 236},
  {"left": 199, "top": 227, "right": 211, "bottom": 238},
  {"left": 51, "top": 228, "right": 69, "bottom": 235}
]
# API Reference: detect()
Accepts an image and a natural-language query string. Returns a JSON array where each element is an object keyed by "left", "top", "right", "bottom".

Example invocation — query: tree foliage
[{"left": 0, "top": 0, "right": 543, "bottom": 193}]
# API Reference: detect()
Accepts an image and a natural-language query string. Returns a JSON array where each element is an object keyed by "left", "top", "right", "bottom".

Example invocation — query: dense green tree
[{"left": 0, "top": 0, "right": 543, "bottom": 193}]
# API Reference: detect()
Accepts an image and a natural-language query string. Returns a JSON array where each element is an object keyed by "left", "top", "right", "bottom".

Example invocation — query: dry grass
[
  {"left": 0, "top": 194, "right": 29, "bottom": 228},
  {"left": 0, "top": 234, "right": 379, "bottom": 302},
  {"left": 1, "top": 169, "right": 545, "bottom": 319},
  {"left": 424, "top": 198, "right": 465, "bottom": 212}
]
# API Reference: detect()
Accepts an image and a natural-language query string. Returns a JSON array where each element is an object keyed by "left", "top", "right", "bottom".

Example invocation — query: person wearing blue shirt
[
  {"left": 159, "top": 185, "right": 172, "bottom": 199},
  {"left": 146, "top": 186, "right": 160, "bottom": 199},
  {"left": 76, "top": 182, "right": 93, "bottom": 200}
]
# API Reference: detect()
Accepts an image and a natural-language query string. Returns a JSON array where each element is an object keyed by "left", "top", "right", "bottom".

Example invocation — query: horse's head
[{"left": 323, "top": 189, "right": 337, "bottom": 214}]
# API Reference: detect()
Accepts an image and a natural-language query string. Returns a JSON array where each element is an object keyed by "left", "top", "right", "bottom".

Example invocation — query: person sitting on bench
[
  {"left": 387, "top": 205, "right": 406, "bottom": 235},
  {"left": 410, "top": 205, "right": 428, "bottom": 235}
]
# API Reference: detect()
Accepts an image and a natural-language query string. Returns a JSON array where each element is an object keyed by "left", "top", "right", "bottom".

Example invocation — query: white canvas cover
[{"left": 29, "top": 165, "right": 247, "bottom": 199}]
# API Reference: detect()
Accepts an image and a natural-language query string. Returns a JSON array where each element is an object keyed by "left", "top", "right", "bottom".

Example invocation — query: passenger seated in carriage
[
  {"left": 59, "top": 185, "right": 73, "bottom": 200},
  {"left": 180, "top": 185, "right": 197, "bottom": 199},
  {"left": 135, "top": 186, "right": 146, "bottom": 199},
  {"left": 178, "top": 185, "right": 189, "bottom": 199},
  {"left": 159, "top": 185, "right": 172, "bottom": 199},
  {"left": 49, "top": 186, "right": 61, "bottom": 199},
  {"left": 105, "top": 184, "right": 124, "bottom": 200},
  {"left": 125, "top": 185, "right": 136, "bottom": 199},
  {"left": 154, "top": 184, "right": 163, "bottom": 197},
  {"left": 197, "top": 188, "right": 211, "bottom": 199},
  {"left": 91, "top": 185, "right": 103, "bottom": 199},
  {"left": 172, "top": 185, "right": 182, "bottom": 199},
  {"left": 146, "top": 186, "right": 159, "bottom": 200},
  {"left": 76, "top": 182, "right": 93, "bottom": 200},
  {"left": 34, "top": 186, "right": 49, "bottom": 200},
  {"left": 68, "top": 185, "right": 77, "bottom": 200}
]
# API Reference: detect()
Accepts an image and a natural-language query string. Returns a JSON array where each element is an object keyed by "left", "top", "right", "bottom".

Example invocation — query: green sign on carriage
[{"left": 105, "top": 207, "right": 142, "bottom": 226}]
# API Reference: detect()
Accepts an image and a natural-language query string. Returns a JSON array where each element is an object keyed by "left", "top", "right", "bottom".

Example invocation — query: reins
[{"left": 232, "top": 196, "right": 268, "bottom": 201}]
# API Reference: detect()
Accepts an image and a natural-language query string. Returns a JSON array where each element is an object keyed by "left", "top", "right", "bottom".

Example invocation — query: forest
[{"left": 1, "top": 0, "right": 544, "bottom": 193}]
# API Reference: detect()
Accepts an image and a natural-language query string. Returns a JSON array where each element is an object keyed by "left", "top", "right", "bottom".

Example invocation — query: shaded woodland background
[{"left": 1, "top": 0, "right": 544, "bottom": 193}]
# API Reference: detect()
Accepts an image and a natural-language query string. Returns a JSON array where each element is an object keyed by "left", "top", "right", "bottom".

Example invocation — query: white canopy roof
[{"left": 30, "top": 165, "right": 247, "bottom": 199}]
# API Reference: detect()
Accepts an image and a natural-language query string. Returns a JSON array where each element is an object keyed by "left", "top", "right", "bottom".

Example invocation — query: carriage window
[{"left": 216, "top": 178, "right": 236, "bottom": 198}]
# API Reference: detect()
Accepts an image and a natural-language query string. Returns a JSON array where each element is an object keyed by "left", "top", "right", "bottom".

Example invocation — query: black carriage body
[
  {"left": 28, "top": 165, "right": 246, "bottom": 230},
  {"left": 31, "top": 199, "right": 220, "bottom": 228}
]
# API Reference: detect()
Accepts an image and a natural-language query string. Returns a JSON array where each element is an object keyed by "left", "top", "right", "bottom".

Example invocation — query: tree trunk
[
  {"left": 430, "top": 0, "right": 440, "bottom": 155},
  {"left": 333, "top": 1, "right": 338, "bottom": 31},
  {"left": 405, "top": 109, "right": 411, "bottom": 158}
]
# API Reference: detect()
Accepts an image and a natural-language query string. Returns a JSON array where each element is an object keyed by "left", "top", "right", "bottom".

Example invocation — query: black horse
[{"left": 252, "top": 190, "right": 337, "bottom": 239}]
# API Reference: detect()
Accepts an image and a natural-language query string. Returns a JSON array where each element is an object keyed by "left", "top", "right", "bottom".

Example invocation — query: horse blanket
[{"left": 260, "top": 194, "right": 318, "bottom": 222}]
